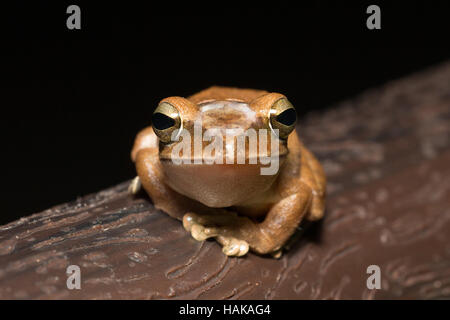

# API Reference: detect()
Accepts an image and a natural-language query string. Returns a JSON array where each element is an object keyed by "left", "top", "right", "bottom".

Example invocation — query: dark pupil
[
  {"left": 152, "top": 112, "right": 175, "bottom": 130},
  {"left": 276, "top": 108, "right": 297, "bottom": 126}
]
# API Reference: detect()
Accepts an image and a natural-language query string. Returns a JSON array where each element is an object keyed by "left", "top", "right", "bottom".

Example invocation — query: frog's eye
[
  {"left": 152, "top": 102, "right": 181, "bottom": 143},
  {"left": 269, "top": 98, "right": 297, "bottom": 139}
]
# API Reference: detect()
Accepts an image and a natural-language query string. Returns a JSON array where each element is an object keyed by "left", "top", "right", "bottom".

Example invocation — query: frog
[{"left": 130, "top": 86, "right": 326, "bottom": 258}]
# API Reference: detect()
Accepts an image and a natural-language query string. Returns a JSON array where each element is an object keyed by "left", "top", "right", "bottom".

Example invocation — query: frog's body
[{"left": 131, "top": 87, "right": 326, "bottom": 257}]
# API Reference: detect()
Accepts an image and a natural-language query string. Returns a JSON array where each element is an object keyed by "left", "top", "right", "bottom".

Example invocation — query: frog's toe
[
  {"left": 219, "top": 236, "right": 249, "bottom": 257},
  {"left": 270, "top": 249, "right": 283, "bottom": 259},
  {"left": 128, "top": 176, "right": 141, "bottom": 195},
  {"left": 190, "top": 224, "right": 220, "bottom": 241},
  {"left": 182, "top": 212, "right": 201, "bottom": 231}
]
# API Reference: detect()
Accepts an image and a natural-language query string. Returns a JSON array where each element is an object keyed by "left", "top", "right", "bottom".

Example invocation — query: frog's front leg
[
  {"left": 183, "top": 182, "right": 312, "bottom": 256},
  {"left": 256, "top": 184, "right": 312, "bottom": 254}
]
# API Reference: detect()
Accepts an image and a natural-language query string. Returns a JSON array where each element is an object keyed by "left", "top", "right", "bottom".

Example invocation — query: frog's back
[{"left": 188, "top": 86, "right": 268, "bottom": 104}]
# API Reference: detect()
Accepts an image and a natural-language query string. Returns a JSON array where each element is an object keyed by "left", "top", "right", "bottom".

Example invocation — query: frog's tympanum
[{"left": 130, "top": 87, "right": 326, "bottom": 258}]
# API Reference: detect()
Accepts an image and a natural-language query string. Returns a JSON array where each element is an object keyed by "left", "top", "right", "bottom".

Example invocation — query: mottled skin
[{"left": 130, "top": 87, "right": 326, "bottom": 257}]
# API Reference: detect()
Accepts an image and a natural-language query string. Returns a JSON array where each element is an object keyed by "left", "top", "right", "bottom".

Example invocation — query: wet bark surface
[{"left": 1, "top": 62, "right": 450, "bottom": 299}]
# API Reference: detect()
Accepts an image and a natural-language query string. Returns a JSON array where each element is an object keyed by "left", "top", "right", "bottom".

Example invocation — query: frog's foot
[
  {"left": 182, "top": 212, "right": 249, "bottom": 257},
  {"left": 128, "top": 176, "right": 141, "bottom": 195}
]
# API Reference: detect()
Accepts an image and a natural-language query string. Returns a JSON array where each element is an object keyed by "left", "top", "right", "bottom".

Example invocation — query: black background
[
  {"left": 1, "top": 300, "right": 447, "bottom": 318},
  {"left": 2, "top": 1, "right": 450, "bottom": 225}
]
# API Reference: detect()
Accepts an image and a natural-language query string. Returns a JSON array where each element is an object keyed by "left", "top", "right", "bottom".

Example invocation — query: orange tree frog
[{"left": 130, "top": 87, "right": 326, "bottom": 257}]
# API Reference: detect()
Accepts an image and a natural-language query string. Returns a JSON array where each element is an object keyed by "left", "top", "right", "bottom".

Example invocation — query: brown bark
[{"left": 1, "top": 62, "right": 450, "bottom": 299}]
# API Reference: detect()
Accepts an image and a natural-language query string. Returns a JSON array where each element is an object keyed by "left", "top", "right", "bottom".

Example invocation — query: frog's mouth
[
  {"left": 160, "top": 152, "right": 287, "bottom": 170},
  {"left": 160, "top": 153, "right": 287, "bottom": 164},
  {"left": 159, "top": 138, "right": 289, "bottom": 165}
]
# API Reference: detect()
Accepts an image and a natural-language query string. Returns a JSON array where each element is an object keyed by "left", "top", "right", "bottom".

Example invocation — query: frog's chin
[{"left": 161, "top": 160, "right": 285, "bottom": 208}]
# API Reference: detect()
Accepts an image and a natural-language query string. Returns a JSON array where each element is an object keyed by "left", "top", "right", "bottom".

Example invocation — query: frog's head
[{"left": 151, "top": 91, "right": 297, "bottom": 207}]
